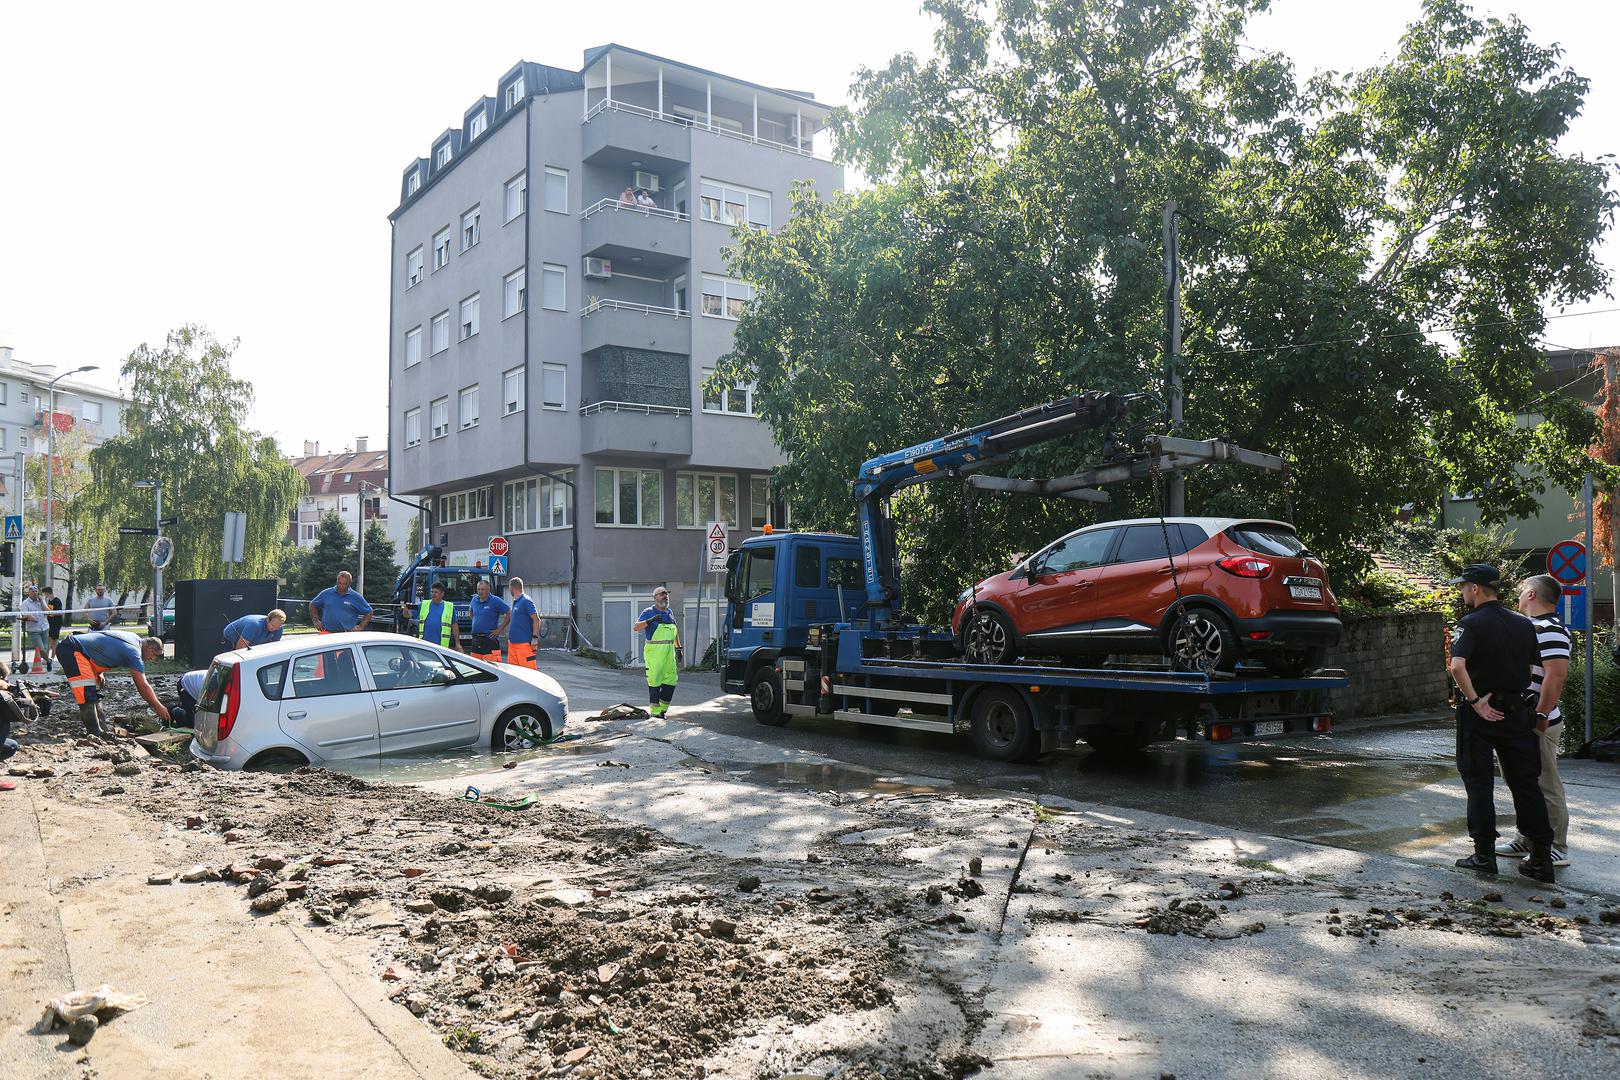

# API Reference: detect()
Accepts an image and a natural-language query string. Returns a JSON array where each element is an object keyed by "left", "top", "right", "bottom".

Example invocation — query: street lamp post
[
  {"left": 134, "top": 480, "right": 162, "bottom": 638},
  {"left": 357, "top": 480, "right": 380, "bottom": 599},
  {"left": 44, "top": 365, "right": 98, "bottom": 603}
]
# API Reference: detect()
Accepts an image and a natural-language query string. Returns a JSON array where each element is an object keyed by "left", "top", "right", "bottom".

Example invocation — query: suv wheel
[
  {"left": 963, "top": 607, "right": 1016, "bottom": 665},
  {"left": 1167, "top": 608, "right": 1238, "bottom": 674}
]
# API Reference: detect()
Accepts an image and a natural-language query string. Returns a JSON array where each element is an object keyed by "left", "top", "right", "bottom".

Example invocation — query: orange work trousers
[{"left": 506, "top": 642, "right": 537, "bottom": 669}]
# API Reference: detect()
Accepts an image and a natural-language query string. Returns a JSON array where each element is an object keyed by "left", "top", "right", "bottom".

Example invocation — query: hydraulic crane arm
[{"left": 391, "top": 544, "right": 444, "bottom": 606}]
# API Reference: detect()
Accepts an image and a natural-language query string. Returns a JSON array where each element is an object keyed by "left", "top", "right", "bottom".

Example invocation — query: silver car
[{"left": 188, "top": 632, "right": 567, "bottom": 770}]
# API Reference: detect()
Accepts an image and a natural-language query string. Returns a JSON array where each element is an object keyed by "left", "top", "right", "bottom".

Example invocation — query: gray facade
[{"left": 388, "top": 45, "right": 842, "bottom": 660}]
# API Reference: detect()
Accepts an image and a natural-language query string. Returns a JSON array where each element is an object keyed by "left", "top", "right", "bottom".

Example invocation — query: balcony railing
[
  {"left": 582, "top": 99, "right": 829, "bottom": 161},
  {"left": 581, "top": 198, "right": 689, "bottom": 223},
  {"left": 579, "top": 400, "right": 691, "bottom": 418},
  {"left": 579, "top": 299, "right": 689, "bottom": 320}
]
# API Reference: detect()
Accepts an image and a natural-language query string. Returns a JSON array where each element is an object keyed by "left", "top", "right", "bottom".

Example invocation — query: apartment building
[
  {"left": 388, "top": 44, "right": 841, "bottom": 661},
  {"left": 288, "top": 438, "right": 417, "bottom": 564}
]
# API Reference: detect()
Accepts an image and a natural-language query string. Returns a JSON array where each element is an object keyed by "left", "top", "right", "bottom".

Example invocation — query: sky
[{"left": 0, "top": 1, "right": 1616, "bottom": 455}]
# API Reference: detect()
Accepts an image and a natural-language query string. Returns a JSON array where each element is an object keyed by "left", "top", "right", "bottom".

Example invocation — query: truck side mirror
[{"left": 722, "top": 551, "right": 742, "bottom": 602}]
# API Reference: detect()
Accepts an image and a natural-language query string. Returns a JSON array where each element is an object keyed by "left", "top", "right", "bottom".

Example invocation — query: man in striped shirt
[{"left": 1500, "top": 574, "right": 1572, "bottom": 867}]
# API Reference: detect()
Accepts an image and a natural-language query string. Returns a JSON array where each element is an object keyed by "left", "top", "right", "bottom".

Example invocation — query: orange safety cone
[{"left": 29, "top": 651, "right": 45, "bottom": 675}]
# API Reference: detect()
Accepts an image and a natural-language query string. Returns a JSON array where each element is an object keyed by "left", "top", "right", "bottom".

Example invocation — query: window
[
  {"left": 430, "top": 311, "right": 450, "bottom": 353},
  {"left": 459, "top": 293, "right": 480, "bottom": 339},
  {"left": 406, "top": 246, "right": 424, "bottom": 287},
  {"left": 364, "top": 644, "right": 455, "bottom": 691},
  {"left": 430, "top": 397, "right": 450, "bottom": 439},
  {"left": 699, "top": 180, "right": 771, "bottom": 229},
  {"left": 502, "top": 366, "right": 524, "bottom": 415},
  {"left": 503, "top": 267, "right": 526, "bottom": 318},
  {"left": 700, "top": 275, "right": 755, "bottom": 320},
  {"left": 258, "top": 661, "right": 288, "bottom": 701},
  {"left": 504, "top": 76, "right": 525, "bottom": 109},
  {"left": 469, "top": 110, "right": 487, "bottom": 139},
  {"left": 1226, "top": 523, "right": 1307, "bottom": 557},
  {"left": 18, "top": 434, "right": 27, "bottom": 450},
  {"left": 795, "top": 545, "right": 821, "bottom": 589},
  {"left": 0, "top": 383, "right": 8, "bottom": 405},
  {"left": 1115, "top": 523, "right": 1206, "bottom": 564},
  {"left": 541, "top": 263, "right": 566, "bottom": 310},
  {"left": 82, "top": 400, "right": 103, "bottom": 424},
  {"left": 701, "top": 367, "right": 755, "bottom": 414},
  {"left": 594, "top": 467, "right": 662, "bottom": 527},
  {"left": 435, "top": 143, "right": 451, "bottom": 168},
  {"left": 301, "top": 524, "right": 316, "bottom": 541},
  {"left": 404, "top": 326, "right": 422, "bottom": 368},
  {"left": 675, "top": 472, "right": 738, "bottom": 529},
  {"left": 827, "top": 556, "right": 862, "bottom": 590},
  {"left": 737, "top": 546, "right": 775, "bottom": 601},
  {"left": 0, "top": 428, "right": 7, "bottom": 451},
  {"left": 458, "top": 384, "right": 479, "bottom": 429},
  {"left": 433, "top": 228, "right": 450, "bottom": 271},
  {"left": 407, "top": 171, "right": 420, "bottom": 196},
  {"left": 1039, "top": 529, "right": 1116, "bottom": 574},
  {"left": 505, "top": 172, "right": 527, "bottom": 221},
  {"left": 461, "top": 205, "right": 481, "bottom": 250},
  {"left": 438, "top": 486, "right": 494, "bottom": 524},
  {"left": 543, "top": 167, "right": 568, "bottom": 214},
  {"left": 403, "top": 407, "right": 421, "bottom": 448},
  {"left": 750, "top": 475, "right": 771, "bottom": 529},
  {"left": 289, "top": 648, "right": 364, "bottom": 698},
  {"left": 541, "top": 363, "right": 566, "bottom": 409},
  {"left": 19, "top": 391, "right": 27, "bottom": 404},
  {"left": 504, "top": 470, "right": 573, "bottom": 533}
]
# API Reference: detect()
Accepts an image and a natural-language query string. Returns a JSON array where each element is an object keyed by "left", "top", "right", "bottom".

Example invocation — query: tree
[
  {"left": 359, "top": 519, "right": 399, "bottom": 606},
  {"left": 300, "top": 512, "right": 355, "bottom": 602},
  {"left": 715, "top": 0, "right": 1616, "bottom": 621},
  {"left": 25, "top": 425, "right": 97, "bottom": 602},
  {"left": 86, "top": 326, "right": 307, "bottom": 587}
]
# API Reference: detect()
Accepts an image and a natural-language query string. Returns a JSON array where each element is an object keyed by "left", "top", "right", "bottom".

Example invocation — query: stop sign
[{"left": 488, "top": 536, "right": 509, "bottom": 557}]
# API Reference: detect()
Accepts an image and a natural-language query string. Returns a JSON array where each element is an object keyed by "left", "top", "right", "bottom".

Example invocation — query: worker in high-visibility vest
[
  {"left": 416, "top": 581, "right": 460, "bottom": 651},
  {"left": 634, "top": 586, "right": 682, "bottom": 718}
]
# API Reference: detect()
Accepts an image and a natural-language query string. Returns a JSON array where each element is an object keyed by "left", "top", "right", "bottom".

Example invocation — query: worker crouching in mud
[
  {"left": 635, "top": 587, "right": 682, "bottom": 718},
  {"left": 55, "top": 630, "right": 170, "bottom": 739},
  {"left": 0, "top": 661, "right": 53, "bottom": 773}
]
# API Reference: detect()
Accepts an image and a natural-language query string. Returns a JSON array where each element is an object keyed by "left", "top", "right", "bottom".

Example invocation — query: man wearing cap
[
  {"left": 1446, "top": 563, "right": 1557, "bottom": 883},
  {"left": 634, "top": 587, "right": 682, "bottom": 718}
]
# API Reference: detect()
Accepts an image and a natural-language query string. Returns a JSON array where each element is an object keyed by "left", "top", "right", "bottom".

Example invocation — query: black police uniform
[{"left": 1451, "top": 601, "right": 1553, "bottom": 850}]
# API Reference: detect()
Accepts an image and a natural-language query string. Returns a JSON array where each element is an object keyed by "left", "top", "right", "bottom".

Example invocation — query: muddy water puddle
[{"left": 326, "top": 731, "right": 633, "bottom": 784}]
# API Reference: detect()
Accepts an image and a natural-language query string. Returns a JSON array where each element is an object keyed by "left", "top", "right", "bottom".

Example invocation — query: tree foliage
[
  {"left": 300, "top": 512, "right": 355, "bottom": 602},
  {"left": 715, "top": 0, "right": 1616, "bottom": 621},
  {"left": 25, "top": 425, "right": 96, "bottom": 600},
  {"left": 360, "top": 518, "right": 400, "bottom": 606},
  {"left": 86, "top": 326, "right": 306, "bottom": 588}
]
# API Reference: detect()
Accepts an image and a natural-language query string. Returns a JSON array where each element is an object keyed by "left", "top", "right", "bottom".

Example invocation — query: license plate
[
  {"left": 1289, "top": 585, "right": 1322, "bottom": 601},
  {"left": 1253, "top": 720, "right": 1284, "bottom": 736}
]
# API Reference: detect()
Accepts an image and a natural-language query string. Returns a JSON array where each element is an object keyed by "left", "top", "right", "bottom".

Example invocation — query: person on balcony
[
  {"left": 635, "top": 189, "right": 657, "bottom": 210},
  {"left": 618, "top": 186, "right": 638, "bottom": 208}
]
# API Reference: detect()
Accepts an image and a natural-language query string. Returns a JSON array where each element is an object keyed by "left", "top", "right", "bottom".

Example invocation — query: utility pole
[
  {"left": 1585, "top": 471, "right": 1596, "bottom": 745},
  {"left": 1163, "top": 200, "right": 1185, "bottom": 516},
  {"left": 135, "top": 480, "right": 163, "bottom": 638},
  {"left": 44, "top": 365, "right": 97, "bottom": 600},
  {"left": 357, "top": 483, "right": 370, "bottom": 599},
  {"left": 1605, "top": 351, "right": 1618, "bottom": 624},
  {"left": 11, "top": 452, "right": 24, "bottom": 669}
]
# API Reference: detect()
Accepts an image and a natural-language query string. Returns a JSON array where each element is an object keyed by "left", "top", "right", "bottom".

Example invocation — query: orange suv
[{"left": 951, "top": 518, "right": 1342, "bottom": 676}]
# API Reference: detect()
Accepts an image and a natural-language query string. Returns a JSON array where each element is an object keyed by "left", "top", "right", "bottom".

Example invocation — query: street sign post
[
  {"left": 488, "top": 536, "right": 509, "bottom": 558},
  {"left": 3, "top": 515, "right": 19, "bottom": 542},
  {"left": 1547, "top": 540, "right": 1587, "bottom": 585},
  {"left": 487, "top": 554, "right": 508, "bottom": 575},
  {"left": 705, "top": 521, "right": 729, "bottom": 574}
]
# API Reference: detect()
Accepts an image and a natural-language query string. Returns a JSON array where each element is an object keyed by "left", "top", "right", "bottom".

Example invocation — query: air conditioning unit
[
  {"left": 584, "top": 257, "right": 613, "bottom": 279},
  {"left": 633, "top": 170, "right": 660, "bottom": 193}
]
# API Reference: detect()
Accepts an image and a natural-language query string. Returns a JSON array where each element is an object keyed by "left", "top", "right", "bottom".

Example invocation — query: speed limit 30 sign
[{"left": 705, "top": 521, "right": 728, "bottom": 573}]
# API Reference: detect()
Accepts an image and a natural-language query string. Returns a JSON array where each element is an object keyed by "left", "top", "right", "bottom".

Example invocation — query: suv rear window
[
  {"left": 198, "top": 662, "right": 232, "bottom": 711},
  {"left": 1227, "top": 523, "right": 1309, "bottom": 557}
]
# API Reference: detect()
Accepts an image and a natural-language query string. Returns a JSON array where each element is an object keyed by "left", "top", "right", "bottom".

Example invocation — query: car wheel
[
  {"left": 492, "top": 706, "right": 553, "bottom": 751},
  {"left": 970, "top": 687, "right": 1035, "bottom": 762},
  {"left": 750, "top": 668, "right": 789, "bottom": 727},
  {"left": 244, "top": 748, "right": 308, "bottom": 772},
  {"left": 963, "top": 607, "right": 1016, "bottom": 665},
  {"left": 1262, "top": 648, "right": 1325, "bottom": 678},
  {"left": 1167, "top": 607, "right": 1239, "bottom": 674}
]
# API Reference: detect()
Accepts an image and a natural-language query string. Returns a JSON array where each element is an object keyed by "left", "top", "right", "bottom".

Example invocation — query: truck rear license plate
[
  {"left": 1289, "top": 585, "right": 1322, "bottom": 601},
  {"left": 1253, "top": 720, "right": 1284, "bottom": 736}
]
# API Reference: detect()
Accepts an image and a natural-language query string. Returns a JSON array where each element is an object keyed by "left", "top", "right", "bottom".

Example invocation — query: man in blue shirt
[
  {"left": 468, "top": 578, "right": 509, "bottom": 663},
  {"left": 506, "top": 577, "right": 540, "bottom": 669},
  {"left": 416, "top": 580, "right": 461, "bottom": 650},
  {"left": 55, "top": 629, "right": 169, "bottom": 738},
  {"left": 634, "top": 587, "right": 682, "bottom": 718},
  {"left": 308, "top": 572, "right": 374, "bottom": 634},
  {"left": 221, "top": 608, "right": 287, "bottom": 654}
]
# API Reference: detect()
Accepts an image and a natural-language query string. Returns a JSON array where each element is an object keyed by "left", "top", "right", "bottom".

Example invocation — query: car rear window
[
  {"left": 257, "top": 661, "right": 288, "bottom": 701},
  {"left": 1227, "top": 523, "right": 1309, "bottom": 557},
  {"left": 198, "top": 662, "right": 232, "bottom": 711}
]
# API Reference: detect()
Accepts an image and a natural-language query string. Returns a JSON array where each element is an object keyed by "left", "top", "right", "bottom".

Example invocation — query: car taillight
[
  {"left": 217, "top": 664, "right": 242, "bottom": 742},
  {"left": 1217, "top": 555, "right": 1273, "bottom": 578}
]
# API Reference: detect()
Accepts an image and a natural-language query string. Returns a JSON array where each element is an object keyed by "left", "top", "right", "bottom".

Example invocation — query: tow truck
[
  {"left": 368, "top": 544, "right": 506, "bottom": 638},
  {"left": 720, "top": 392, "right": 1347, "bottom": 760}
]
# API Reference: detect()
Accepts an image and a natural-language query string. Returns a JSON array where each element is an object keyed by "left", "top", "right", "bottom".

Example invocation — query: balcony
[
  {"left": 579, "top": 401, "right": 692, "bottom": 459},
  {"left": 582, "top": 101, "right": 690, "bottom": 172},
  {"left": 580, "top": 299, "right": 691, "bottom": 355},
  {"left": 581, "top": 200, "right": 690, "bottom": 275}
]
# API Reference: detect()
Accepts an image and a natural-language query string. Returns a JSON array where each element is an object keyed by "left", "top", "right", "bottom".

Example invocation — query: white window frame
[
  {"left": 434, "top": 142, "right": 451, "bottom": 168},
  {"left": 700, "top": 367, "right": 757, "bottom": 415},
  {"left": 0, "top": 383, "right": 8, "bottom": 405},
  {"left": 18, "top": 434, "right": 27, "bottom": 451},
  {"left": 543, "top": 166, "right": 568, "bottom": 214},
  {"left": 469, "top": 109, "right": 487, "bottom": 138},
  {"left": 406, "top": 246, "right": 424, "bottom": 287},
  {"left": 505, "top": 172, "right": 527, "bottom": 222},
  {"left": 700, "top": 274, "right": 755, "bottom": 320},
  {"left": 458, "top": 384, "right": 479, "bottom": 430},
  {"left": 699, "top": 179, "right": 771, "bottom": 229},
  {"left": 82, "top": 399, "right": 103, "bottom": 424},
  {"left": 430, "top": 311, "right": 450, "bottom": 354},
  {"left": 404, "top": 326, "right": 422, "bottom": 368},
  {"left": 406, "top": 170, "right": 420, "bottom": 196},
  {"left": 433, "top": 228, "right": 451, "bottom": 271},
  {"left": 439, "top": 485, "right": 494, "bottom": 525},
  {"left": 504, "top": 76, "right": 525, "bottom": 109},
  {"left": 503, "top": 470, "right": 573, "bottom": 534},
  {"left": 429, "top": 397, "right": 450, "bottom": 440},
  {"left": 676, "top": 471, "right": 739, "bottom": 530},
  {"left": 541, "top": 263, "right": 566, "bottom": 311},
  {"left": 541, "top": 363, "right": 566, "bottom": 410},
  {"left": 461, "top": 205, "right": 481, "bottom": 251},
  {"left": 459, "top": 293, "right": 480, "bottom": 340},
  {"left": 503, "top": 267, "right": 526, "bottom": 318},
  {"left": 403, "top": 407, "right": 421, "bottom": 448},
  {"left": 502, "top": 366, "right": 524, "bottom": 415},
  {"left": 0, "top": 428, "right": 7, "bottom": 451},
  {"left": 594, "top": 467, "right": 663, "bottom": 528}
]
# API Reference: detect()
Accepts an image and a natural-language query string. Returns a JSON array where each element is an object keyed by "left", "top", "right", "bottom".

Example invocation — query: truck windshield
[{"left": 427, "top": 571, "right": 498, "bottom": 603}]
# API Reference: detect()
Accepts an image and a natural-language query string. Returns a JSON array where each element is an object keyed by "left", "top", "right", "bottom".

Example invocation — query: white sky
[{"left": 0, "top": 1, "right": 1614, "bottom": 454}]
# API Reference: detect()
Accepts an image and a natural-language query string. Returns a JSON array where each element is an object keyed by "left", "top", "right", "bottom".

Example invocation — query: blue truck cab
[{"left": 721, "top": 531, "right": 864, "bottom": 698}]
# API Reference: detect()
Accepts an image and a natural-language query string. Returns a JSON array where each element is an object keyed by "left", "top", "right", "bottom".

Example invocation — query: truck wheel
[
  {"left": 964, "top": 607, "right": 1016, "bottom": 665},
  {"left": 970, "top": 688, "right": 1034, "bottom": 762},
  {"left": 750, "top": 670, "right": 789, "bottom": 727},
  {"left": 1167, "top": 607, "right": 1238, "bottom": 674}
]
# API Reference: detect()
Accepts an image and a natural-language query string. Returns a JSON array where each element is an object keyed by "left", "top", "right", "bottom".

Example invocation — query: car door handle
[
  {"left": 1157, "top": 566, "right": 1178, "bottom": 575},
  {"left": 1072, "top": 581, "right": 1093, "bottom": 589},
  {"left": 380, "top": 700, "right": 401, "bottom": 710},
  {"left": 286, "top": 710, "right": 307, "bottom": 720}
]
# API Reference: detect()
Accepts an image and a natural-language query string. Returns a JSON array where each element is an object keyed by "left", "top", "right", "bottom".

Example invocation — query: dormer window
[
  {"left": 504, "top": 76, "right": 525, "bottom": 109},
  {"left": 406, "top": 170, "right": 421, "bottom": 196},
  {"left": 470, "top": 110, "right": 488, "bottom": 138},
  {"left": 435, "top": 143, "right": 451, "bottom": 168}
]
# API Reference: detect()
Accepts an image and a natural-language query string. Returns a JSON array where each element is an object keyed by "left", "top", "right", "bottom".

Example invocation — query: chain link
[{"left": 1149, "top": 444, "right": 1185, "bottom": 606}]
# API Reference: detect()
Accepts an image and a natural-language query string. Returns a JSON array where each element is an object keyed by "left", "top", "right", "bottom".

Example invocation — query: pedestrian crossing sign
[
  {"left": 3, "top": 515, "right": 19, "bottom": 541},
  {"left": 488, "top": 554, "right": 508, "bottom": 575}
]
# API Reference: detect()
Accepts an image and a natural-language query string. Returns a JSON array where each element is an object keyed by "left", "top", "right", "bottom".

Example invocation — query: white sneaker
[
  {"left": 1518, "top": 845, "right": 1571, "bottom": 868},
  {"left": 1494, "top": 837, "right": 1530, "bottom": 857}
]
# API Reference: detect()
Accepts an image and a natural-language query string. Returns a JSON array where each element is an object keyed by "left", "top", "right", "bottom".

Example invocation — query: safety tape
[{"left": 0, "top": 603, "right": 154, "bottom": 619}]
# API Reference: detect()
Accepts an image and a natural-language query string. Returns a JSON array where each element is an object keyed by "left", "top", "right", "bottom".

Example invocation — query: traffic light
[{"left": 0, "top": 542, "right": 13, "bottom": 576}]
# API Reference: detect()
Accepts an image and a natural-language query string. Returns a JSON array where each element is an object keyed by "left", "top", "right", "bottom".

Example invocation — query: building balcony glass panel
[
  {"left": 581, "top": 200, "right": 690, "bottom": 275},
  {"left": 579, "top": 401, "right": 692, "bottom": 459},
  {"left": 580, "top": 299, "right": 691, "bottom": 356}
]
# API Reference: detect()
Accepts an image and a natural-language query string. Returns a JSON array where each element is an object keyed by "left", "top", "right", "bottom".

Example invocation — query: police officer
[
  {"left": 416, "top": 580, "right": 461, "bottom": 651},
  {"left": 467, "top": 578, "right": 509, "bottom": 663},
  {"left": 635, "top": 587, "right": 682, "bottom": 718},
  {"left": 1447, "top": 563, "right": 1556, "bottom": 883}
]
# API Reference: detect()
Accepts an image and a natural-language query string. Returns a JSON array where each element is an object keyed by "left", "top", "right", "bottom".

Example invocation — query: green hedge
[{"left": 1557, "top": 630, "right": 1620, "bottom": 754}]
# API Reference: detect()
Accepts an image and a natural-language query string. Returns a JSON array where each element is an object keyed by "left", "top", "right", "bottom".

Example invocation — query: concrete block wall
[{"left": 1325, "top": 611, "right": 1451, "bottom": 718}]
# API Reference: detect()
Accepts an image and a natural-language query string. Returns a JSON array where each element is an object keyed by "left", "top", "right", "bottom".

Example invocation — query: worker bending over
[
  {"left": 635, "top": 587, "right": 682, "bottom": 718},
  {"left": 468, "top": 579, "right": 509, "bottom": 663},
  {"left": 221, "top": 608, "right": 286, "bottom": 654},
  {"left": 506, "top": 577, "right": 540, "bottom": 669},
  {"left": 55, "top": 630, "right": 169, "bottom": 738}
]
